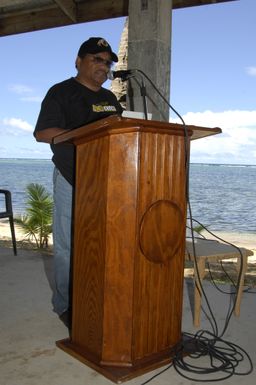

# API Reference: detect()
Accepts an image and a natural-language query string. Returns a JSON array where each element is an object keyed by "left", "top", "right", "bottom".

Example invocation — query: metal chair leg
[
  {"left": 9, "top": 215, "right": 17, "bottom": 255},
  {"left": 0, "top": 189, "right": 17, "bottom": 255}
]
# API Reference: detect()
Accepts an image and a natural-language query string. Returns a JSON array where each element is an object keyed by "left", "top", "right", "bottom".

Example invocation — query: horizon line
[{"left": 0, "top": 157, "right": 255, "bottom": 167}]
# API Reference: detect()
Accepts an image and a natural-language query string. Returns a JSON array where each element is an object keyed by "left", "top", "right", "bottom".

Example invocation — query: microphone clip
[{"left": 108, "top": 69, "right": 133, "bottom": 81}]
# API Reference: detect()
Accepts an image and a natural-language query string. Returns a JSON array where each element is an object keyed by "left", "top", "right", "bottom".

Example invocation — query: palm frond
[{"left": 14, "top": 183, "right": 53, "bottom": 249}]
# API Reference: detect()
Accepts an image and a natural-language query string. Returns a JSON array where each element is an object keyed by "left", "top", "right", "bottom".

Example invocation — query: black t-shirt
[{"left": 34, "top": 77, "right": 123, "bottom": 185}]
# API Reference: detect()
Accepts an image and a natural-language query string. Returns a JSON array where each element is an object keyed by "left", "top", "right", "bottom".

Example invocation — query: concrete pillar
[{"left": 127, "top": 0, "right": 172, "bottom": 121}]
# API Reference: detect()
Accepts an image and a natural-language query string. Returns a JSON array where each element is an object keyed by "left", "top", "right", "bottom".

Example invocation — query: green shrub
[{"left": 15, "top": 183, "right": 53, "bottom": 248}]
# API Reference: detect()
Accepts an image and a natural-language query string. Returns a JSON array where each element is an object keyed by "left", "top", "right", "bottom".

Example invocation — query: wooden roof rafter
[
  {"left": 53, "top": 0, "right": 77, "bottom": 22},
  {"left": 0, "top": 0, "right": 238, "bottom": 37}
]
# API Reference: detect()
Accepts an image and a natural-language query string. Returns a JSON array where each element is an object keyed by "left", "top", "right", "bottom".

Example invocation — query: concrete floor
[{"left": 0, "top": 246, "right": 255, "bottom": 385}]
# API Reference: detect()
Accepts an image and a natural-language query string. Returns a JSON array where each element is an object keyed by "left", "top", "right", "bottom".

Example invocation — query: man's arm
[{"left": 34, "top": 127, "right": 66, "bottom": 144}]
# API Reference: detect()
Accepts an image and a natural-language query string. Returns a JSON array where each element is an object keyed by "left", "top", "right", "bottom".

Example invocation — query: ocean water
[
  {"left": 0, "top": 159, "right": 255, "bottom": 234},
  {"left": 0, "top": 158, "right": 54, "bottom": 216},
  {"left": 188, "top": 163, "right": 255, "bottom": 234}
]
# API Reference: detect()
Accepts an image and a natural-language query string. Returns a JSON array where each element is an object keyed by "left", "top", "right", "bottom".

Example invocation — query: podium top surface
[{"left": 53, "top": 115, "right": 222, "bottom": 145}]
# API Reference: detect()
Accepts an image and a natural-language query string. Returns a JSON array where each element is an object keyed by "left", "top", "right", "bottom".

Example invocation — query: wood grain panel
[
  {"left": 55, "top": 117, "right": 221, "bottom": 381},
  {"left": 101, "top": 133, "right": 139, "bottom": 365},
  {"left": 71, "top": 136, "right": 110, "bottom": 357},
  {"left": 132, "top": 132, "right": 186, "bottom": 360}
]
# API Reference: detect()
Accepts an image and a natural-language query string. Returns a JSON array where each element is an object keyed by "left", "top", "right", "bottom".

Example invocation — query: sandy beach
[
  {"left": 0, "top": 221, "right": 255, "bottom": 259},
  {"left": 0, "top": 221, "right": 53, "bottom": 246}
]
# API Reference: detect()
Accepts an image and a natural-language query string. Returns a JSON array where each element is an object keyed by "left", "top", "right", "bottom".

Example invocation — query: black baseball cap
[{"left": 77, "top": 37, "right": 118, "bottom": 62}]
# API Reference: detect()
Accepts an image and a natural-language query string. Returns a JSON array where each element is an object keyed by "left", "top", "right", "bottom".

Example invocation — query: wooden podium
[{"left": 54, "top": 116, "right": 221, "bottom": 382}]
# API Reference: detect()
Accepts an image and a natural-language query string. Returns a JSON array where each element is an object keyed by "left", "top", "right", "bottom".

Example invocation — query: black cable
[
  {"left": 186, "top": 220, "right": 238, "bottom": 336},
  {"left": 127, "top": 78, "right": 134, "bottom": 111},
  {"left": 207, "top": 260, "right": 238, "bottom": 294},
  {"left": 188, "top": 219, "right": 256, "bottom": 295},
  {"left": 121, "top": 69, "right": 185, "bottom": 124},
  {"left": 186, "top": 218, "right": 255, "bottom": 339},
  {"left": 172, "top": 330, "right": 253, "bottom": 382},
  {"left": 186, "top": 219, "right": 244, "bottom": 332},
  {"left": 135, "top": 69, "right": 186, "bottom": 125},
  {"left": 140, "top": 364, "right": 174, "bottom": 385},
  {"left": 212, "top": 258, "right": 256, "bottom": 294},
  {"left": 122, "top": 70, "right": 255, "bottom": 384},
  {"left": 129, "top": 75, "right": 149, "bottom": 119},
  {"left": 208, "top": 262, "right": 237, "bottom": 294},
  {"left": 187, "top": 221, "right": 240, "bottom": 297}
]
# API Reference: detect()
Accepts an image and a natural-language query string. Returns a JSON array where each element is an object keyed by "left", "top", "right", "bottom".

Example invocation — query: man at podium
[{"left": 33, "top": 37, "right": 123, "bottom": 328}]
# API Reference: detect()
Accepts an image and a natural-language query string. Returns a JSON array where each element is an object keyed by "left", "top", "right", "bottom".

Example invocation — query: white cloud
[
  {"left": 8, "top": 83, "right": 42, "bottom": 103},
  {"left": 20, "top": 96, "right": 42, "bottom": 103},
  {"left": 246, "top": 66, "right": 256, "bottom": 76},
  {"left": 2, "top": 117, "right": 33, "bottom": 132},
  {"left": 8, "top": 84, "right": 33, "bottom": 94},
  {"left": 170, "top": 110, "right": 256, "bottom": 165}
]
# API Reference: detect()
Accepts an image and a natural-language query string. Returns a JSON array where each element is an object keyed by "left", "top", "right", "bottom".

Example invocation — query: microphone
[{"left": 108, "top": 69, "right": 133, "bottom": 80}]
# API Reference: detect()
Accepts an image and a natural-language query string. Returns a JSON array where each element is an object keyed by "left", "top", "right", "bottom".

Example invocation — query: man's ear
[{"left": 75, "top": 56, "right": 81, "bottom": 70}]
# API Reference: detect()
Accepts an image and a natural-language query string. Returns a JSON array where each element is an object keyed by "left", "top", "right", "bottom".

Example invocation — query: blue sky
[{"left": 0, "top": 0, "right": 255, "bottom": 164}]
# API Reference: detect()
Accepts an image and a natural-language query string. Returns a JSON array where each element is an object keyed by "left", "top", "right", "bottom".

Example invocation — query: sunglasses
[{"left": 88, "top": 54, "right": 113, "bottom": 68}]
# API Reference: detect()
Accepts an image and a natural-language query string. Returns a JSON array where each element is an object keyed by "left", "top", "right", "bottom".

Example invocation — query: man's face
[{"left": 76, "top": 52, "right": 113, "bottom": 90}]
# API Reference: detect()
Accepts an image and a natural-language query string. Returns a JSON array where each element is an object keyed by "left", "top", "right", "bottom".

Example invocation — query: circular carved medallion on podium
[{"left": 139, "top": 200, "right": 184, "bottom": 263}]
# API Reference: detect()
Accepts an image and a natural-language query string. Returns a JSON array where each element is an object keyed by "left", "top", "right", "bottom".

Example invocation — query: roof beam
[
  {"left": 53, "top": 0, "right": 77, "bottom": 23},
  {"left": 173, "top": 0, "right": 237, "bottom": 8},
  {"left": 0, "top": 1, "right": 129, "bottom": 37},
  {"left": 0, "top": 0, "right": 238, "bottom": 38}
]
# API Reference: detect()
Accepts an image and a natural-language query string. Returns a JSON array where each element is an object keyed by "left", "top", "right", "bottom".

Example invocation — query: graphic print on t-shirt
[{"left": 92, "top": 102, "right": 117, "bottom": 113}]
